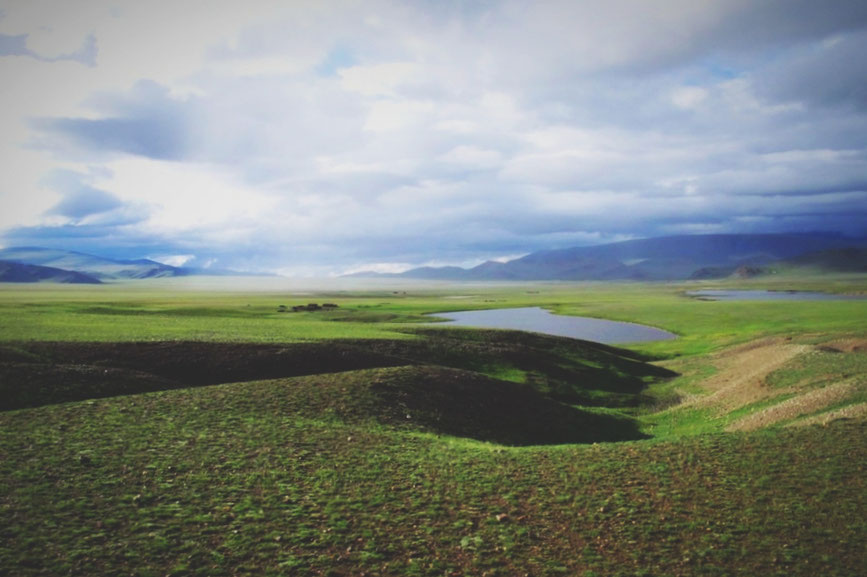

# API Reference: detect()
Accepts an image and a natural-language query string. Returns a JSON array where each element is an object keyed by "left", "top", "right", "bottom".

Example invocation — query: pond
[
  {"left": 687, "top": 290, "right": 866, "bottom": 301},
  {"left": 429, "top": 307, "right": 677, "bottom": 344}
]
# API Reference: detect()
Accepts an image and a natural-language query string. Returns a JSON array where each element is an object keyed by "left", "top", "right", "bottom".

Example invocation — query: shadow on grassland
[{"left": 0, "top": 331, "right": 671, "bottom": 444}]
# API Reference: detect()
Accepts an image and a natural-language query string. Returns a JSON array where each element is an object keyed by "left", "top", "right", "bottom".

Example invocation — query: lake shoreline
[
  {"left": 686, "top": 289, "right": 867, "bottom": 301},
  {"left": 429, "top": 306, "right": 677, "bottom": 344}
]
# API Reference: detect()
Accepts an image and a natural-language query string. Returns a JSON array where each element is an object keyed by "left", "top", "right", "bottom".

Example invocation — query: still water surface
[
  {"left": 687, "top": 290, "right": 866, "bottom": 301},
  {"left": 429, "top": 307, "right": 676, "bottom": 344}
]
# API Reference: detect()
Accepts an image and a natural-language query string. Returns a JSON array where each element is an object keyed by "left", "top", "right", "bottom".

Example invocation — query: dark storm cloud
[
  {"left": 39, "top": 116, "right": 186, "bottom": 160},
  {"left": 51, "top": 189, "right": 122, "bottom": 219},
  {"left": 46, "top": 172, "right": 124, "bottom": 219},
  {"left": 2, "top": 223, "right": 177, "bottom": 261},
  {"left": 0, "top": 33, "right": 31, "bottom": 56},
  {"left": 33, "top": 81, "right": 192, "bottom": 160},
  {"left": 0, "top": 32, "right": 96, "bottom": 65},
  {"left": 705, "top": 0, "right": 867, "bottom": 50},
  {"left": 53, "top": 33, "right": 97, "bottom": 67},
  {"left": 753, "top": 32, "right": 867, "bottom": 111}
]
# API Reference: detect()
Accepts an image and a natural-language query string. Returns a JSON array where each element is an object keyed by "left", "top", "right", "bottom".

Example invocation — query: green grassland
[
  {"left": 1, "top": 276, "right": 865, "bottom": 575},
  {"left": 1, "top": 275, "right": 865, "bottom": 354}
]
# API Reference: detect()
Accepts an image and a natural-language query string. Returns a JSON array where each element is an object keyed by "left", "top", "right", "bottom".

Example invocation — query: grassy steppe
[
  {"left": 1, "top": 277, "right": 865, "bottom": 576},
  {"left": 2, "top": 276, "right": 865, "bottom": 356}
]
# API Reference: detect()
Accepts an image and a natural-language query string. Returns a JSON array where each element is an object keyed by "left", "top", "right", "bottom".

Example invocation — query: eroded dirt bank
[{"left": 674, "top": 337, "right": 867, "bottom": 430}]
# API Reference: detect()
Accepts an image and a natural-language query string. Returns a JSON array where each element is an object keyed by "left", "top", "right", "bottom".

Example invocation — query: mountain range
[
  {"left": 0, "top": 260, "right": 104, "bottom": 284},
  {"left": 2, "top": 233, "right": 865, "bottom": 284},
  {"left": 0, "top": 247, "right": 253, "bottom": 283},
  {"left": 348, "top": 233, "right": 867, "bottom": 281}
]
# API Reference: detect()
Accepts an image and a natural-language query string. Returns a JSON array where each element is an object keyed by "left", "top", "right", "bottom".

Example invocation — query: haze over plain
[{"left": 1, "top": 1, "right": 866, "bottom": 276}]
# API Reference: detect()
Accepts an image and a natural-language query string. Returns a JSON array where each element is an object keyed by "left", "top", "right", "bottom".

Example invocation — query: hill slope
[
  {"left": 0, "top": 329, "right": 674, "bottom": 412},
  {"left": 258, "top": 365, "right": 647, "bottom": 445}
]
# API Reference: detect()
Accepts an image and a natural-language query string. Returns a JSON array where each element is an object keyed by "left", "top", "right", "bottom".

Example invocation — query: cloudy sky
[{"left": 1, "top": 1, "right": 866, "bottom": 275}]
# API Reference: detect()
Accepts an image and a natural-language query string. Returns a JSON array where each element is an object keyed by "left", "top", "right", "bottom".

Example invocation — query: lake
[
  {"left": 687, "top": 290, "right": 866, "bottom": 301},
  {"left": 429, "top": 306, "right": 677, "bottom": 344}
]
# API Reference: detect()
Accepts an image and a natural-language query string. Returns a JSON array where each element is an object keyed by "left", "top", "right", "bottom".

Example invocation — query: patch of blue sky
[
  {"left": 315, "top": 44, "right": 356, "bottom": 77},
  {"left": 697, "top": 56, "right": 740, "bottom": 80}
]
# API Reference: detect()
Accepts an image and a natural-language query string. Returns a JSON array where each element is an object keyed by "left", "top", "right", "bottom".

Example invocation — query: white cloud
[
  {"left": 339, "top": 62, "right": 418, "bottom": 96},
  {"left": 438, "top": 145, "right": 503, "bottom": 169},
  {"left": 149, "top": 253, "right": 195, "bottom": 267},
  {"left": 2, "top": 0, "right": 867, "bottom": 273},
  {"left": 340, "top": 261, "right": 413, "bottom": 275},
  {"left": 89, "top": 157, "right": 278, "bottom": 237},
  {"left": 671, "top": 86, "right": 708, "bottom": 109},
  {"left": 363, "top": 99, "right": 435, "bottom": 132}
]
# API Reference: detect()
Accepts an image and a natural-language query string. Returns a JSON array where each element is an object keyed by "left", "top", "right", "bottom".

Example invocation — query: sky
[{"left": 1, "top": 0, "right": 866, "bottom": 276}]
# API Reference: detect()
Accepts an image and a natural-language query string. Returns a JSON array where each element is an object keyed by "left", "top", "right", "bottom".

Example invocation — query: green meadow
[
  {"left": 1, "top": 275, "right": 864, "bottom": 353},
  {"left": 1, "top": 276, "right": 865, "bottom": 576}
]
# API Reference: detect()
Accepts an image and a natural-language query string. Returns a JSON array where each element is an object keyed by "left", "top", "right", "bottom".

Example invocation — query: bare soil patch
[
  {"left": 727, "top": 379, "right": 857, "bottom": 431},
  {"left": 787, "top": 402, "right": 867, "bottom": 428},
  {"left": 684, "top": 338, "right": 809, "bottom": 412},
  {"left": 818, "top": 337, "right": 867, "bottom": 354},
  {"left": 676, "top": 335, "right": 867, "bottom": 431}
]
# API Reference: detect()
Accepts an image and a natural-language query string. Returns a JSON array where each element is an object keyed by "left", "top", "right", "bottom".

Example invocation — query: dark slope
[
  {"left": 0, "top": 341, "right": 407, "bottom": 410},
  {"left": 692, "top": 246, "right": 867, "bottom": 278},
  {"left": 355, "top": 327, "right": 675, "bottom": 406},
  {"left": 786, "top": 247, "right": 867, "bottom": 272},
  {"left": 261, "top": 365, "right": 647, "bottom": 445},
  {"left": 0, "top": 330, "right": 675, "bottom": 412},
  {"left": 0, "top": 334, "right": 658, "bottom": 444},
  {"left": 0, "top": 260, "right": 102, "bottom": 284}
]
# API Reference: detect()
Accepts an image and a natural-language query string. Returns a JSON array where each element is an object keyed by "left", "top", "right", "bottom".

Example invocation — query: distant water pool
[
  {"left": 687, "top": 290, "right": 866, "bottom": 301},
  {"left": 429, "top": 307, "right": 676, "bottom": 344}
]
